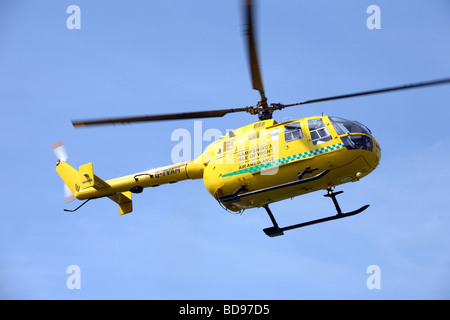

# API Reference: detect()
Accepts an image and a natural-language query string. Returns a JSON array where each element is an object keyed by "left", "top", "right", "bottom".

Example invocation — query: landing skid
[{"left": 263, "top": 189, "right": 369, "bottom": 237}]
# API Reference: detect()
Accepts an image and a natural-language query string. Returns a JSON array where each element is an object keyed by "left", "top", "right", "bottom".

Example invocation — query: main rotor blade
[
  {"left": 72, "top": 107, "right": 248, "bottom": 128},
  {"left": 244, "top": 0, "right": 266, "bottom": 104},
  {"left": 283, "top": 78, "right": 450, "bottom": 108}
]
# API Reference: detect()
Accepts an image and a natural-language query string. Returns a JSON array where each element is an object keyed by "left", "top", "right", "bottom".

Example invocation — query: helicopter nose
[
  {"left": 369, "top": 138, "right": 381, "bottom": 171},
  {"left": 374, "top": 138, "right": 381, "bottom": 158}
]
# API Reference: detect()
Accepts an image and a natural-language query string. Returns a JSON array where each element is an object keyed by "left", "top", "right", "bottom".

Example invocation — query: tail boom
[{"left": 56, "top": 160, "right": 203, "bottom": 214}]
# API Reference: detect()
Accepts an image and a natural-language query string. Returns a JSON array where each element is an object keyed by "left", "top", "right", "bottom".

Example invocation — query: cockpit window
[
  {"left": 329, "top": 116, "right": 372, "bottom": 135},
  {"left": 341, "top": 135, "right": 373, "bottom": 152},
  {"left": 308, "top": 118, "right": 332, "bottom": 145},
  {"left": 284, "top": 122, "right": 303, "bottom": 142}
]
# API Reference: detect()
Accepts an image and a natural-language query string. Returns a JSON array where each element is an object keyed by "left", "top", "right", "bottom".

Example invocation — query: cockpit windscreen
[{"left": 329, "top": 116, "right": 372, "bottom": 136}]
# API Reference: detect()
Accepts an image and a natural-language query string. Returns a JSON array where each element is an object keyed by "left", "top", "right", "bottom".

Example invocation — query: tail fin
[
  {"left": 56, "top": 161, "right": 133, "bottom": 215},
  {"left": 56, "top": 161, "right": 82, "bottom": 197}
]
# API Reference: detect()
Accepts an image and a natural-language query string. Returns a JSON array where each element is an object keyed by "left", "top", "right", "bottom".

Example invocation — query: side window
[
  {"left": 247, "top": 130, "right": 258, "bottom": 140},
  {"left": 308, "top": 118, "right": 331, "bottom": 145},
  {"left": 224, "top": 130, "right": 236, "bottom": 152},
  {"left": 225, "top": 138, "right": 235, "bottom": 151},
  {"left": 269, "top": 128, "right": 279, "bottom": 141},
  {"left": 284, "top": 122, "right": 303, "bottom": 142}
]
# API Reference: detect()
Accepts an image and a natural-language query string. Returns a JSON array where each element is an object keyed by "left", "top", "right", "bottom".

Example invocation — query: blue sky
[{"left": 1, "top": 0, "right": 450, "bottom": 300}]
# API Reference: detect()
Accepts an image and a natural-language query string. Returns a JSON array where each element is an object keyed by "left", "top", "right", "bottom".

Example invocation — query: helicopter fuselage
[
  {"left": 57, "top": 115, "right": 380, "bottom": 215},
  {"left": 200, "top": 115, "right": 380, "bottom": 212}
]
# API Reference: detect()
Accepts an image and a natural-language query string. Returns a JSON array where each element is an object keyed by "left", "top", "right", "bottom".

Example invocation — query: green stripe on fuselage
[{"left": 222, "top": 143, "right": 344, "bottom": 178}]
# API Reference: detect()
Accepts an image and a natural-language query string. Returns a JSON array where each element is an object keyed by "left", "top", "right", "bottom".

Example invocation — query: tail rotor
[{"left": 52, "top": 141, "right": 75, "bottom": 202}]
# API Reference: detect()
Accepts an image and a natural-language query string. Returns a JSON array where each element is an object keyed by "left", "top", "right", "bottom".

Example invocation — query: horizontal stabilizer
[{"left": 108, "top": 191, "right": 132, "bottom": 215}]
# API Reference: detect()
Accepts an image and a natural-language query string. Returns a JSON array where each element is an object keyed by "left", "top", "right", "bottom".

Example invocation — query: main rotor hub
[{"left": 249, "top": 101, "right": 284, "bottom": 121}]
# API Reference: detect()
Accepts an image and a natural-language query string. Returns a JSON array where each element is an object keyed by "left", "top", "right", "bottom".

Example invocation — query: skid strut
[{"left": 263, "top": 189, "right": 369, "bottom": 237}]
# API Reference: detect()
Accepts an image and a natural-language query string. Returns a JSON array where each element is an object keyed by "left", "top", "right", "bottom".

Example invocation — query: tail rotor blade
[
  {"left": 64, "top": 184, "right": 75, "bottom": 203},
  {"left": 52, "top": 141, "right": 75, "bottom": 202},
  {"left": 52, "top": 141, "right": 68, "bottom": 162}
]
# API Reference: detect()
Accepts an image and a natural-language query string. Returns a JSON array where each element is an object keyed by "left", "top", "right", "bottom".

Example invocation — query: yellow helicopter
[{"left": 55, "top": 0, "right": 450, "bottom": 237}]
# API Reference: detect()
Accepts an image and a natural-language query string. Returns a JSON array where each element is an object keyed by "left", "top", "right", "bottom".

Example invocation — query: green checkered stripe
[{"left": 222, "top": 143, "right": 344, "bottom": 178}]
